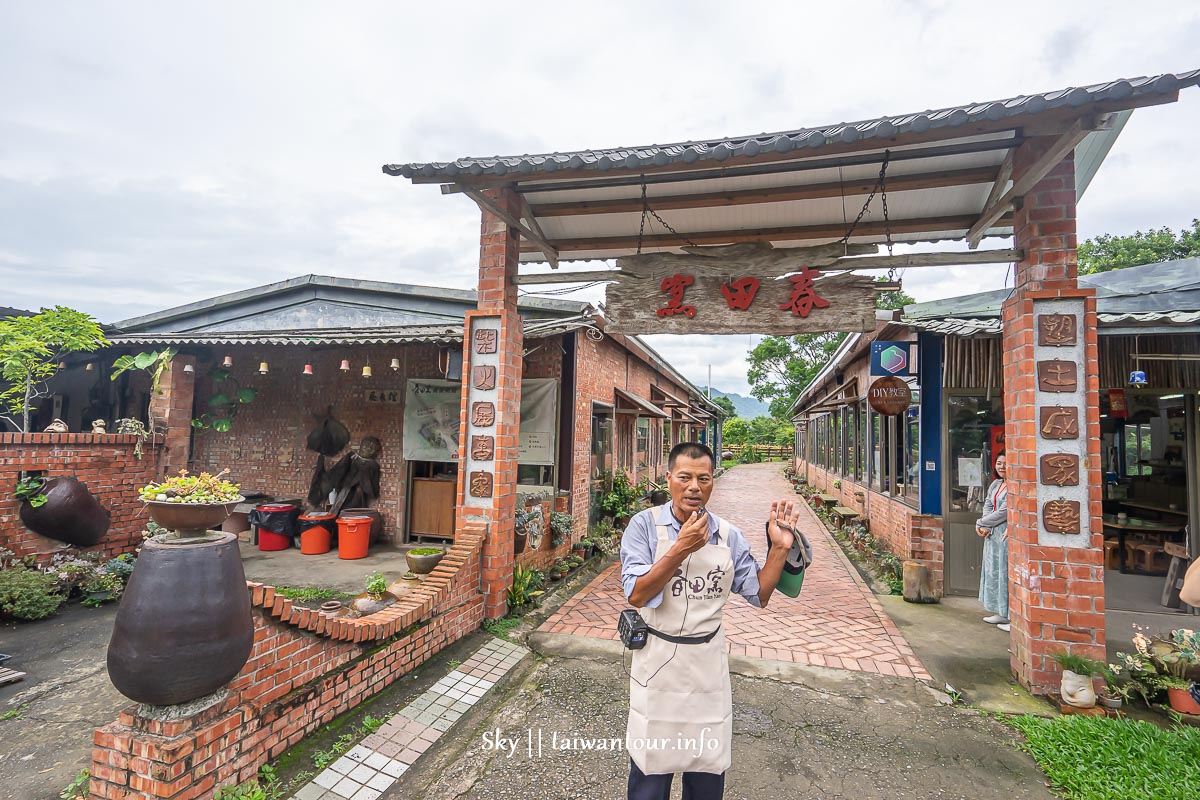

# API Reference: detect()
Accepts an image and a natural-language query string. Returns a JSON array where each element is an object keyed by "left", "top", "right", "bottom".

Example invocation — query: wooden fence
[{"left": 722, "top": 444, "right": 794, "bottom": 459}]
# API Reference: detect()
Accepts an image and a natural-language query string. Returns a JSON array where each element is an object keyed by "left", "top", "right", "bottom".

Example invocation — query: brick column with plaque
[
  {"left": 458, "top": 188, "right": 524, "bottom": 619},
  {"left": 1000, "top": 138, "right": 1105, "bottom": 694}
]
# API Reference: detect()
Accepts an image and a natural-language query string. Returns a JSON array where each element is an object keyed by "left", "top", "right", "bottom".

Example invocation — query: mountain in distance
[{"left": 702, "top": 387, "right": 770, "bottom": 419}]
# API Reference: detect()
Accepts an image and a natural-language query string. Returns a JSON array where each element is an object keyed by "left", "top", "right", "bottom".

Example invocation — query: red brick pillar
[
  {"left": 1002, "top": 138, "right": 1105, "bottom": 694},
  {"left": 458, "top": 188, "right": 522, "bottom": 618},
  {"left": 148, "top": 354, "right": 196, "bottom": 477}
]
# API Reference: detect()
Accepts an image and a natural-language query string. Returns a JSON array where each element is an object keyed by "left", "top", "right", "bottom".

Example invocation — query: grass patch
[
  {"left": 0, "top": 708, "right": 23, "bottom": 721},
  {"left": 482, "top": 616, "right": 521, "bottom": 640},
  {"left": 1006, "top": 713, "right": 1200, "bottom": 799},
  {"left": 273, "top": 586, "right": 354, "bottom": 603}
]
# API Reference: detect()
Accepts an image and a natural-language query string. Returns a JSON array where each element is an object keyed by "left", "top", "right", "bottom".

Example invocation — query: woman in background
[{"left": 977, "top": 452, "right": 1010, "bottom": 632}]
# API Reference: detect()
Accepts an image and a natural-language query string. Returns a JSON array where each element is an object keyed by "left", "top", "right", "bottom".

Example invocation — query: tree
[
  {"left": 747, "top": 281, "right": 915, "bottom": 419},
  {"left": 710, "top": 394, "right": 737, "bottom": 417},
  {"left": 0, "top": 307, "right": 108, "bottom": 432},
  {"left": 1078, "top": 219, "right": 1200, "bottom": 274},
  {"left": 722, "top": 417, "right": 750, "bottom": 447}
]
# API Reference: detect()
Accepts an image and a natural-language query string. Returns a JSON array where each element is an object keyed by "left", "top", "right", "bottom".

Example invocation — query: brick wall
[
  {"left": 88, "top": 523, "right": 487, "bottom": 800},
  {"left": 0, "top": 433, "right": 164, "bottom": 563},
  {"left": 801, "top": 462, "right": 944, "bottom": 595}
]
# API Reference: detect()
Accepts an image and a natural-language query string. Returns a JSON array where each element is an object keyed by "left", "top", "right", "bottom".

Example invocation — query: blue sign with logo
[{"left": 870, "top": 341, "right": 919, "bottom": 377}]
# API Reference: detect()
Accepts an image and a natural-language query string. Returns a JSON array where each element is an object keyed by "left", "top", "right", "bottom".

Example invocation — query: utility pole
[{"left": 707, "top": 365, "right": 711, "bottom": 398}]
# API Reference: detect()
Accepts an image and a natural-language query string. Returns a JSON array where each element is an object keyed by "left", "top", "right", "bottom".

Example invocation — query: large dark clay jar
[
  {"left": 107, "top": 532, "right": 253, "bottom": 706},
  {"left": 19, "top": 476, "right": 110, "bottom": 547}
]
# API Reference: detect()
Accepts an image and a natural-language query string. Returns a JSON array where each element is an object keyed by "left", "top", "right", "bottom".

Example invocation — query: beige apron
[{"left": 626, "top": 508, "right": 734, "bottom": 775}]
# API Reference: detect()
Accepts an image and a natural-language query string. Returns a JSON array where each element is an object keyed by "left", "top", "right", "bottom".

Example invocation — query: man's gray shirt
[{"left": 620, "top": 504, "right": 763, "bottom": 609}]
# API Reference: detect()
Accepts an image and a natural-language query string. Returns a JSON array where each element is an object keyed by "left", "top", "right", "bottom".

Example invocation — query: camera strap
[{"left": 647, "top": 624, "right": 720, "bottom": 645}]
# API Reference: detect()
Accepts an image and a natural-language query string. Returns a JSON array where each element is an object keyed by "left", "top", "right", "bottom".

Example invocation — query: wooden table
[
  {"left": 1119, "top": 500, "right": 1189, "bottom": 518},
  {"left": 1102, "top": 514, "right": 1186, "bottom": 574}
]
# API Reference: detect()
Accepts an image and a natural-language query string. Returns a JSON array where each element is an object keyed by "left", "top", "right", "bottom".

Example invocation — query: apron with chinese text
[{"left": 626, "top": 508, "right": 734, "bottom": 775}]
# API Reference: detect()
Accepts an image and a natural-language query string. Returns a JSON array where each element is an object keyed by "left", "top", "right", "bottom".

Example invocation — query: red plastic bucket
[
  {"left": 299, "top": 512, "right": 336, "bottom": 555},
  {"left": 256, "top": 503, "right": 297, "bottom": 552},
  {"left": 337, "top": 515, "right": 372, "bottom": 560}
]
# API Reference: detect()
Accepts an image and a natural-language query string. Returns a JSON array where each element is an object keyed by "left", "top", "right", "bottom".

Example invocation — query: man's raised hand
[
  {"left": 674, "top": 509, "right": 710, "bottom": 557},
  {"left": 767, "top": 500, "right": 798, "bottom": 551}
]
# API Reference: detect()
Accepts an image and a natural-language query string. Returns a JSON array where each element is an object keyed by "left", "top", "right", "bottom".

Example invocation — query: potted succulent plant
[
  {"left": 550, "top": 511, "right": 572, "bottom": 549},
  {"left": 571, "top": 539, "right": 589, "bottom": 560},
  {"left": 350, "top": 572, "right": 399, "bottom": 616},
  {"left": 549, "top": 558, "right": 568, "bottom": 581},
  {"left": 1051, "top": 651, "right": 1103, "bottom": 709},
  {"left": 138, "top": 469, "right": 244, "bottom": 539},
  {"left": 406, "top": 547, "right": 446, "bottom": 575},
  {"left": 1113, "top": 627, "right": 1200, "bottom": 714}
]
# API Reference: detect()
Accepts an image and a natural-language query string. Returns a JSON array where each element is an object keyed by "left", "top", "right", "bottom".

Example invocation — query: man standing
[{"left": 621, "top": 442, "right": 800, "bottom": 800}]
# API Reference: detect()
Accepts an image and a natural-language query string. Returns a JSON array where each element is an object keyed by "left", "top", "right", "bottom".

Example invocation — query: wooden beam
[
  {"left": 460, "top": 186, "right": 561, "bottom": 267},
  {"left": 978, "top": 150, "right": 1013, "bottom": 221},
  {"left": 829, "top": 248, "right": 1020, "bottom": 270},
  {"left": 520, "top": 214, "right": 1010, "bottom": 254},
  {"left": 965, "top": 116, "right": 1113, "bottom": 248},
  {"left": 514, "top": 192, "right": 559, "bottom": 268},
  {"left": 517, "top": 270, "right": 620, "bottom": 285},
  {"left": 527, "top": 166, "right": 999, "bottom": 217}
]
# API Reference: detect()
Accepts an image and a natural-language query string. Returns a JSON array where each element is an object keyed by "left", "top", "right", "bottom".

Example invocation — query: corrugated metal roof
[
  {"left": 107, "top": 318, "right": 595, "bottom": 347},
  {"left": 905, "top": 311, "right": 1200, "bottom": 337},
  {"left": 385, "top": 71, "right": 1199, "bottom": 180}
]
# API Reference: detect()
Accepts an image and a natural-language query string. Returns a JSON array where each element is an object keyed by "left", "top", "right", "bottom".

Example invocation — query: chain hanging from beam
[
  {"left": 838, "top": 150, "right": 893, "bottom": 256},
  {"left": 636, "top": 182, "right": 698, "bottom": 254}
]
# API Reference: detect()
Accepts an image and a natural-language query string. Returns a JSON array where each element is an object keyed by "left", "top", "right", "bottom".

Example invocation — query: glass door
[{"left": 943, "top": 393, "right": 1005, "bottom": 595}]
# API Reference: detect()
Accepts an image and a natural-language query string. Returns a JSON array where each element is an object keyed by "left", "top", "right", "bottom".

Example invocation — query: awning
[
  {"left": 650, "top": 384, "right": 689, "bottom": 408},
  {"left": 614, "top": 388, "right": 670, "bottom": 418}
]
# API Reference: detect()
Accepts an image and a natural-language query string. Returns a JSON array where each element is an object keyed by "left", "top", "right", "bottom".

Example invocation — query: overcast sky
[{"left": 2, "top": 2, "right": 1198, "bottom": 396}]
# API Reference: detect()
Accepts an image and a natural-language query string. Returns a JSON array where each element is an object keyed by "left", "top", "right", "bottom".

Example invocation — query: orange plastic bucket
[
  {"left": 299, "top": 512, "right": 335, "bottom": 555},
  {"left": 337, "top": 515, "right": 372, "bottom": 560}
]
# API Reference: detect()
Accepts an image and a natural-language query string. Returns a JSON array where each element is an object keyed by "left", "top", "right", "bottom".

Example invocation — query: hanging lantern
[
  {"left": 222, "top": 355, "right": 234, "bottom": 368},
  {"left": 362, "top": 365, "right": 373, "bottom": 378},
  {"left": 259, "top": 362, "right": 269, "bottom": 375},
  {"left": 390, "top": 358, "right": 401, "bottom": 372},
  {"left": 340, "top": 359, "right": 350, "bottom": 372},
  {"left": 1128, "top": 370, "right": 1148, "bottom": 388},
  {"left": 58, "top": 361, "right": 67, "bottom": 369},
  {"left": 303, "top": 364, "right": 314, "bottom": 376},
  {"left": 182, "top": 364, "right": 195, "bottom": 374},
  {"left": 85, "top": 362, "right": 94, "bottom": 372}
]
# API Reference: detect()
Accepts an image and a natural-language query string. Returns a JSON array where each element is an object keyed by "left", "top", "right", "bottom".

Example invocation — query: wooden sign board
[
  {"left": 605, "top": 241, "right": 879, "bottom": 335},
  {"left": 867, "top": 376, "right": 912, "bottom": 416}
]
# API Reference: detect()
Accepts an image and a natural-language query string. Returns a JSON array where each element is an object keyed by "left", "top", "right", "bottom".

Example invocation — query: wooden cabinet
[{"left": 410, "top": 478, "right": 455, "bottom": 540}]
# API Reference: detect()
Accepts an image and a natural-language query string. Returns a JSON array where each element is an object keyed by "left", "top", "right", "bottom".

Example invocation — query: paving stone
[
  {"left": 349, "top": 787, "right": 382, "bottom": 800},
  {"left": 313, "top": 770, "right": 340, "bottom": 790},
  {"left": 294, "top": 781, "right": 327, "bottom": 799},
  {"left": 380, "top": 759, "right": 408, "bottom": 779},
  {"left": 331, "top": 776, "right": 361, "bottom": 798},
  {"left": 328, "top": 757, "right": 356, "bottom": 776},
  {"left": 365, "top": 749, "right": 394, "bottom": 769}
]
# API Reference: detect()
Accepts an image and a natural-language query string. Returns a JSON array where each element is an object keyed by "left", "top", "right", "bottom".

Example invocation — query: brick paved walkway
[{"left": 541, "top": 462, "right": 931, "bottom": 680}]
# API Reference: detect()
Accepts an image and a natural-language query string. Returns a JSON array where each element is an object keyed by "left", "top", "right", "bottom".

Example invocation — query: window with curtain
[{"left": 857, "top": 399, "right": 867, "bottom": 480}]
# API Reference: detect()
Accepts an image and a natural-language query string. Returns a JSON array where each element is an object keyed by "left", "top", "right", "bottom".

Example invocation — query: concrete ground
[
  {"left": 237, "top": 537, "right": 428, "bottom": 595},
  {"left": 0, "top": 603, "right": 124, "bottom": 800},
  {"left": 385, "top": 631, "right": 1055, "bottom": 800}
]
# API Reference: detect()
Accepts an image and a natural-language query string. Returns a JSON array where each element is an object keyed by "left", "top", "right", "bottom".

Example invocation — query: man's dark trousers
[{"left": 628, "top": 759, "right": 725, "bottom": 800}]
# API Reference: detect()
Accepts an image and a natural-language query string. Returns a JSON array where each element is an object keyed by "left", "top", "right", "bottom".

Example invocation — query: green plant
[
  {"left": 81, "top": 571, "right": 124, "bottom": 607},
  {"left": 1113, "top": 626, "right": 1200, "bottom": 698},
  {"left": 59, "top": 768, "right": 90, "bottom": 799},
  {"left": 408, "top": 547, "right": 443, "bottom": 556},
  {"left": 191, "top": 364, "right": 258, "bottom": 434},
  {"left": 13, "top": 476, "right": 49, "bottom": 508},
  {"left": 364, "top": 571, "right": 387, "bottom": 596},
  {"left": 515, "top": 507, "right": 540, "bottom": 535},
  {"left": 550, "top": 511, "right": 573, "bottom": 547},
  {"left": 1051, "top": 651, "right": 1104, "bottom": 676},
  {"left": 1006, "top": 714, "right": 1200, "bottom": 799},
  {"left": 482, "top": 615, "right": 521, "bottom": 640},
  {"left": 0, "top": 306, "right": 108, "bottom": 432},
  {"left": 506, "top": 564, "right": 546, "bottom": 608},
  {"left": 104, "top": 554, "right": 136, "bottom": 582},
  {"left": 139, "top": 468, "right": 242, "bottom": 503},
  {"left": 447, "top": 659, "right": 462, "bottom": 669},
  {"left": 274, "top": 586, "right": 352, "bottom": 603},
  {"left": 110, "top": 349, "right": 175, "bottom": 434},
  {"left": 599, "top": 471, "right": 640, "bottom": 521},
  {"left": 0, "top": 707, "right": 23, "bottom": 721},
  {"left": 0, "top": 566, "right": 65, "bottom": 620}
]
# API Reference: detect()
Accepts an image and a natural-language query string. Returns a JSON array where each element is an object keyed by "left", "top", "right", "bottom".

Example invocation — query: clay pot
[
  {"left": 19, "top": 477, "right": 110, "bottom": 547},
  {"left": 107, "top": 532, "right": 253, "bottom": 706},
  {"left": 1060, "top": 669, "right": 1097, "bottom": 709},
  {"left": 406, "top": 550, "right": 445, "bottom": 575},
  {"left": 349, "top": 591, "right": 399, "bottom": 617},
  {"left": 146, "top": 499, "right": 242, "bottom": 538},
  {"left": 513, "top": 529, "right": 528, "bottom": 555},
  {"left": 1167, "top": 687, "right": 1200, "bottom": 716},
  {"left": 386, "top": 576, "right": 421, "bottom": 597}
]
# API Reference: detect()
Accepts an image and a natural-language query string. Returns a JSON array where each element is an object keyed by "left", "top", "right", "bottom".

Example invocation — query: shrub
[{"left": 0, "top": 567, "right": 66, "bottom": 621}]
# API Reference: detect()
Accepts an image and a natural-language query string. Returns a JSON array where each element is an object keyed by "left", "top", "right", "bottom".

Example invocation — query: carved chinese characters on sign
[
  {"left": 1037, "top": 360, "right": 1078, "bottom": 393},
  {"left": 657, "top": 273, "right": 697, "bottom": 318},
  {"left": 720, "top": 277, "right": 761, "bottom": 310},
  {"left": 1040, "top": 406, "right": 1079, "bottom": 439},
  {"left": 472, "top": 365, "right": 496, "bottom": 391},
  {"left": 469, "top": 471, "right": 493, "bottom": 498},
  {"left": 471, "top": 402, "right": 495, "bottom": 428},
  {"left": 1040, "top": 454, "right": 1080, "bottom": 486},
  {"left": 471, "top": 435, "right": 494, "bottom": 461},
  {"left": 1043, "top": 499, "right": 1081, "bottom": 534},
  {"left": 474, "top": 329, "right": 498, "bottom": 354},
  {"left": 779, "top": 266, "right": 830, "bottom": 318},
  {"left": 1038, "top": 314, "right": 1077, "bottom": 346}
]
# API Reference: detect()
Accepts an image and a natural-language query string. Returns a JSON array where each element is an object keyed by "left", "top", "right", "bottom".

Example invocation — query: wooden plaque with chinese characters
[
  {"left": 1039, "top": 454, "right": 1080, "bottom": 486},
  {"left": 1037, "top": 361, "right": 1078, "bottom": 393},
  {"left": 1043, "top": 499, "right": 1081, "bottom": 534},
  {"left": 1037, "top": 314, "right": 1077, "bottom": 346},
  {"left": 1039, "top": 406, "right": 1079, "bottom": 439}
]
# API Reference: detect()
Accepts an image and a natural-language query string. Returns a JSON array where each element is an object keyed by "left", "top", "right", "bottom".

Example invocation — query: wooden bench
[
  {"left": 816, "top": 494, "right": 839, "bottom": 507},
  {"left": 829, "top": 506, "right": 860, "bottom": 527}
]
